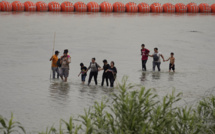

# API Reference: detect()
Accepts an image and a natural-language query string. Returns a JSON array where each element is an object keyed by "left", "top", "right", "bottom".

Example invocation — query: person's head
[
  {"left": 110, "top": 61, "right": 115, "bottom": 67},
  {"left": 63, "top": 51, "right": 67, "bottom": 57},
  {"left": 154, "top": 47, "right": 158, "bottom": 53},
  {"left": 141, "top": 44, "right": 145, "bottom": 49},
  {"left": 103, "top": 59, "right": 107, "bottom": 65},
  {"left": 64, "top": 49, "right": 68, "bottom": 54},
  {"left": 55, "top": 51, "right": 59, "bottom": 56},
  {"left": 92, "top": 58, "right": 96, "bottom": 63},
  {"left": 80, "top": 63, "right": 84, "bottom": 67},
  {"left": 171, "top": 52, "right": 174, "bottom": 57}
]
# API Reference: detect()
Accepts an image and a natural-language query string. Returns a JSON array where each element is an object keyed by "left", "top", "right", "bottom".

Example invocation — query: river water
[{"left": 0, "top": 0, "right": 215, "bottom": 133}]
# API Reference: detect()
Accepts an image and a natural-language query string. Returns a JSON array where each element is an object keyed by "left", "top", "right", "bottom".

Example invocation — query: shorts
[
  {"left": 59, "top": 68, "right": 69, "bottom": 77},
  {"left": 169, "top": 64, "right": 175, "bottom": 70},
  {"left": 81, "top": 75, "right": 86, "bottom": 82}
]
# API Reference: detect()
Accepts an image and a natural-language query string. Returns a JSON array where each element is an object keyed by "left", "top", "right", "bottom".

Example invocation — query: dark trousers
[
  {"left": 101, "top": 73, "right": 109, "bottom": 86},
  {"left": 88, "top": 71, "right": 98, "bottom": 85},
  {"left": 142, "top": 60, "right": 148, "bottom": 71},
  {"left": 153, "top": 62, "right": 161, "bottom": 71},
  {"left": 108, "top": 76, "right": 115, "bottom": 87}
]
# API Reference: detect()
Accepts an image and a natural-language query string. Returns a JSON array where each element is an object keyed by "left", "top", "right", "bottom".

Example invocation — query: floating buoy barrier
[
  {"left": 0, "top": 1, "right": 12, "bottom": 11},
  {"left": 125, "top": 2, "right": 138, "bottom": 13},
  {"left": 24, "top": 1, "right": 36, "bottom": 11},
  {"left": 87, "top": 2, "right": 99, "bottom": 12},
  {"left": 199, "top": 3, "right": 211, "bottom": 13},
  {"left": 0, "top": 1, "right": 214, "bottom": 13},
  {"left": 187, "top": 2, "right": 199, "bottom": 13},
  {"left": 100, "top": 1, "right": 112, "bottom": 12},
  {"left": 12, "top": 1, "right": 24, "bottom": 11},
  {"left": 113, "top": 2, "right": 125, "bottom": 12},
  {"left": 36, "top": 1, "right": 48, "bottom": 11},
  {"left": 150, "top": 3, "right": 163, "bottom": 13},
  {"left": 175, "top": 3, "right": 187, "bottom": 13},
  {"left": 211, "top": 4, "right": 215, "bottom": 13},
  {"left": 74, "top": 2, "right": 87, "bottom": 12},
  {"left": 163, "top": 3, "right": 175, "bottom": 13},
  {"left": 48, "top": 1, "right": 61, "bottom": 12},
  {"left": 138, "top": 3, "right": 150, "bottom": 13},
  {"left": 61, "top": 1, "right": 74, "bottom": 12}
]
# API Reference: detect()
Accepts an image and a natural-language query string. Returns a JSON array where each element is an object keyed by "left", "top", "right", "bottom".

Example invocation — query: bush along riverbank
[{"left": 1, "top": 77, "right": 215, "bottom": 134}]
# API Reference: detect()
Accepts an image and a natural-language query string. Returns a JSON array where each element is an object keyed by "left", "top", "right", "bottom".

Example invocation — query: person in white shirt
[{"left": 148, "top": 48, "right": 165, "bottom": 71}]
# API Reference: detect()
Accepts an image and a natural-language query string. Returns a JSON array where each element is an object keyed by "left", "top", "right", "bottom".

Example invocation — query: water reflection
[
  {"left": 168, "top": 72, "right": 174, "bottom": 81},
  {"left": 152, "top": 72, "right": 161, "bottom": 80},
  {"left": 49, "top": 80, "right": 70, "bottom": 96},
  {"left": 140, "top": 72, "right": 148, "bottom": 82}
]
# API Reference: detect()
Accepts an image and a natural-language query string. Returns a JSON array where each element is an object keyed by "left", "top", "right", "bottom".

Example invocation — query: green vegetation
[{"left": 1, "top": 77, "right": 215, "bottom": 134}]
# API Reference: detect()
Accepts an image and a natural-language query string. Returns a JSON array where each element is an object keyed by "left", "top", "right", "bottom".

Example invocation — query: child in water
[
  {"left": 78, "top": 63, "right": 87, "bottom": 84},
  {"left": 165, "top": 52, "right": 175, "bottom": 72}
]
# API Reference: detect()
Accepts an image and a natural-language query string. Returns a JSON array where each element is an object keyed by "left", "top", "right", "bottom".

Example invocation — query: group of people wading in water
[
  {"left": 50, "top": 49, "right": 117, "bottom": 87},
  {"left": 50, "top": 45, "right": 175, "bottom": 87}
]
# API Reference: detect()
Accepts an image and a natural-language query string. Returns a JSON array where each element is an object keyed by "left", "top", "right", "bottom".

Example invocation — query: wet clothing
[
  {"left": 60, "top": 56, "right": 71, "bottom": 78},
  {"left": 107, "top": 66, "right": 117, "bottom": 87},
  {"left": 169, "top": 64, "right": 175, "bottom": 71},
  {"left": 141, "top": 48, "right": 150, "bottom": 60},
  {"left": 81, "top": 66, "right": 87, "bottom": 82},
  {"left": 153, "top": 62, "right": 161, "bottom": 71},
  {"left": 59, "top": 68, "right": 69, "bottom": 77},
  {"left": 52, "top": 67, "right": 59, "bottom": 79},
  {"left": 153, "top": 52, "right": 162, "bottom": 62},
  {"left": 82, "top": 75, "right": 86, "bottom": 82},
  {"left": 142, "top": 60, "right": 147, "bottom": 71},
  {"left": 88, "top": 62, "right": 101, "bottom": 85},
  {"left": 101, "top": 64, "right": 110, "bottom": 86},
  {"left": 51, "top": 55, "right": 58, "bottom": 67}
]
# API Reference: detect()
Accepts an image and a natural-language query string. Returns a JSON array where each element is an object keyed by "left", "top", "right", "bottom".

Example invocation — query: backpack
[
  {"left": 153, "top": 53, "right": 159, "bottom": 62},
  {"left": 57, "top": 59, "right": 61, "bottom": 67}
]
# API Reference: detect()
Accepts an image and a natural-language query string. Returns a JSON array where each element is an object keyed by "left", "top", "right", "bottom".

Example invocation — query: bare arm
[
  {"left": 161, "top": 54, "right": 165, "bottom": 62},
  {"left": 49, "top": 56, "right": 53, "bottom": 61},
  {"left": 165, "top": 57, "right": 170, "bottom": 62}
]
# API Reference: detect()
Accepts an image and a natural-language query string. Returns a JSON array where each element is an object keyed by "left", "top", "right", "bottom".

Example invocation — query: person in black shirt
[
  {"left": 78, "top": 63, "right": 87, "bottom": 84},
  {"left": 106, "top": 61, "right": 117, "bottom": 88},
  {"left": 100, "top": 59, "right": 110, "bottom": 87}
]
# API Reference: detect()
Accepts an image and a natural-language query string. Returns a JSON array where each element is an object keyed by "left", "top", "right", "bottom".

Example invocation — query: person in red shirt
[{"left": 141, "top": 44, "right": 150, "bottom": 71}]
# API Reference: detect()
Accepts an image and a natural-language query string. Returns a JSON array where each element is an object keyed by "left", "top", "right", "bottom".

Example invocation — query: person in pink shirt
[{"left": 141, "top": 44, "right": 150, "bottom": 71}]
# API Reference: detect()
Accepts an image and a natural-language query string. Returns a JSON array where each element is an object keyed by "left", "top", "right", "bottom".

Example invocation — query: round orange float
[
  {"left": 36, "top": 1, "right": 48, "bottom": 11},
  {"left": 113, "top": 2, "right": 125, "bottom": 12},
  {"left": 163, "top": 3, "right": 175, "bottom": 13},
  {"left": 138, "top": 3, "right": 150, "bottom": 13},
  {"left": 150, "top": 3, "right": 163, "bottom": 13},
  {"left": 12, "top": 1, "right": 24, "bottom": 11},
  {"left": 48, "top": 1, "right": 61, "bottom": 12},
  {"left": 187, "top": 2, "right": 199, "bottom": 13},
  {"left": 199, "top": 3, "right": 211, "bottom": 13},
  {"left": 24, "top": 1, "right": 36, "bottom": 11},
  {"left": 87, "top": 2, "right": 100, "bottom": 12},
  {"left": 125, "top": 2, "right": 138, "bottom": 12},
  {"left": 211, "top": 4, "right": 215, "bottom": 13},
  {"left": 100, "top": 1, "right": 113, "bottom": 12},
  {"left": 175, "top": 3, "right": 187, "bottom": 13},
  {"left": 74, "top": 2, "right": 87, "bottom": 12},
  {"left": 0, "top": 1, "right": 12, "bottom": 11},
  {"left": 61, "top": 1, "right": 74, "bottom": 12}
]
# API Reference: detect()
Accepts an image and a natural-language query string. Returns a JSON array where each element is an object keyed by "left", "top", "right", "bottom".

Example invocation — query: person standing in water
[
  {"left": 50, "top": 50, "right": 60, "bottom": 79},
  {"left": 165, "top": 52, "right": 175, "bottom": 72},
  {"left": 106, "top": 61, "right": 117, "bottom": 88},
  {"left": 86, "top": 58, "right": 101, "bottom": 86},
  {"left": 78, "top": 63, "right": 87, "bottom": 84},
  {"left": 100, "top": 59, "right": 110, "bottom": 87},
  {"left": 60, "top": 50, "right": 71, "bottom": 82},
  {"left": 141, "top": 44, "right": 150, "bottom": 71},
  {"left": 148, "top": 48, "right": 165, "bottom": 71}
]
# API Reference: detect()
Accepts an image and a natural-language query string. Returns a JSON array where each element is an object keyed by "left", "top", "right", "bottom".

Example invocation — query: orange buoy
[
  {"left": 48, "top": 1, "right": 61, "bottom": 12},
  {"left": 125, "top": 2, "right": 138, "bottom": 12},
  {"left": 187, "top": 2, "right": 199, "bottom": 13},
  {"left": 138, "top": 3, "right": 150, "bottom": 13},
  {"left": 199, "top": 3, "right": 211, "bottom": 13},
  {"left": 175, "top": 3, "right": 187, "bottom": 13},
  {"left": 61, "top": 1, "right": 74, "bottom": 12},
  {"left": 113, "top": 2, "right": 125, "bottom": 12},
  {"left": 87, "top": 2, "right": 100, "bottom": 12},
  {"left": 36, "top": 1, "right": 48, "bottom": 12},
  {"left": 0, "top": 1, "right": 12, "bottom": 11},
  {"left": 211, "top": 4, "right": 215, "bottom": 13},
  {"left": 24, "top": 1, "right": 36, "bottom": 11},
  {"left": 163, "top": 3, "right": 175, "bottom": 13},
  {"left": 74, "top": 2, "right": 87, "bottom": 12},
  {"left": 12, "top": 1, "right": 24, "bottom": 11},
  {"left": 100, "top": 1, "right": 113, "bottom": 12},
  {"left": 150, "top": 3, "right": 163, "bottom": 13}
]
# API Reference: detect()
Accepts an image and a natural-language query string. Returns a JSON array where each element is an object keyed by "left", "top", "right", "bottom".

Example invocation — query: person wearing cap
[
  {"left": 78, "top": 63, "right": 87, "bottom": 84},
  {"left": 50, "top": 50, "right": 60, "bottom": 79},
  {"left": 59, "top": 50, "right": 71, "bottom": 82},
  {"left": 141, "top": 44, "right": 150, "bottom": 71},
  {"left": 100, "top": 59, "right": 110, "bottom": 87}
]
